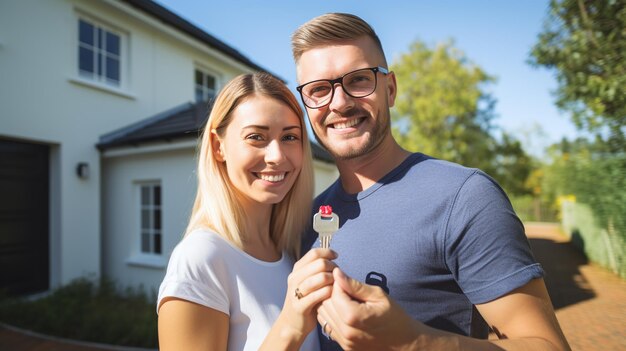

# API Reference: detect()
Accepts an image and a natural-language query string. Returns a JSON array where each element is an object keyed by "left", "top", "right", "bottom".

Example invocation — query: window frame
[
  {"left": 137, "top": 181, "right": 163, "bottom": 257},
  {"left": 194, "top": 67, "right": 220, "bottom": 103},
  {"left": 73, "top": 14, "right": 129, "bottom": 93}
]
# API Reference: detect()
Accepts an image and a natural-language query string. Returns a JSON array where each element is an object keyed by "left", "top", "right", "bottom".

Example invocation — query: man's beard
[{"left": 312, "top": 108, "right": 391, "bottom": 161}]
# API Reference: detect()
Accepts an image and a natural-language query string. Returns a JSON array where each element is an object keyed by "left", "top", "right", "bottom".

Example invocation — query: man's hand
[
  {"left": 317, "top": 269, "right": 571, "bottom": 351},
  {"left": 316, "top": 268, "right": 424, "bottom": 351}
]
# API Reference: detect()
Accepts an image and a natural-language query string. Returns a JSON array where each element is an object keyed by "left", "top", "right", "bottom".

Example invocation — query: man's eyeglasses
[{"left": 296, "top": 66, "right": 389, "bottom": 109}]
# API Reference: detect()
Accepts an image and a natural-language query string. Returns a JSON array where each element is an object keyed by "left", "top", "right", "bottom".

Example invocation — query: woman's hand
[
  {"left": 288, "top": 248, "right": 338, "bottom": 328},
  {"left": 260, "top": 248, "right": 337, "bottom": 350}
]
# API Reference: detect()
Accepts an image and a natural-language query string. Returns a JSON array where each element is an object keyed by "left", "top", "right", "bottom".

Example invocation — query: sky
[{"left": 155, "top": 0, "right": 581, "bottom": 157}]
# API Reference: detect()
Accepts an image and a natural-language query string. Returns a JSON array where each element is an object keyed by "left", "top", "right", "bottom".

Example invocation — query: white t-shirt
[{"left": 157, "top": 229, "right": 320, "bottom": 351}]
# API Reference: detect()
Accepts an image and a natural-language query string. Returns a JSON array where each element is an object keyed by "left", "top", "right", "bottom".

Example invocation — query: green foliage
[
  {"left": 544, "top": 138, "right": 626, "bottom": 231},
  {"left": 510, "top": 194, "right": 559, "bottom": 223},
  {"left": 391, "top": 40, "right": 532, "bottom": 195},
  {"left": 0, "top": 277, "right": 158, "bottom": 348},
  {"left": 529, "top": 0, "right": 626, "bottom": 148},
  {"left": 490, "top": 133, "right": 534, "bottom": 196},
  {"left": 528, "top": 0, "right": 626, "bottom": 274},
  {"left": 542, "top": 137, "right": 626, "bottom": 276}
]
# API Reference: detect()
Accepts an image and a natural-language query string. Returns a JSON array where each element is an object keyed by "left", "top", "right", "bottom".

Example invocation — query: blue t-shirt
[{"left": 304, "top": 153, "right": 543, "bottom": 349}]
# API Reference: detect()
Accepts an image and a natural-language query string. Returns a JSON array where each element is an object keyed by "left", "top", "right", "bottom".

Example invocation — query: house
[{"left": 0, "top": 0, "right": 338, "bottom": 296}]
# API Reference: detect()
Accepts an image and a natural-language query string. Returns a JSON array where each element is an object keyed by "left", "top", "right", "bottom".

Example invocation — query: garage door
[{"left": 0, "top": 139, "right": 49, "bottom": 295}]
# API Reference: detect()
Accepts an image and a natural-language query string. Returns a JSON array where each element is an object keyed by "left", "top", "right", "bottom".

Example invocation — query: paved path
[
  {"left": 0, "top": 322, "right": 154, "bottom": 351},
  {"left": 525, "top": 222, "right": 626, "bottom": 351},
  {"left": 1, "top": 222, "right": 625, "bottom": 350}
]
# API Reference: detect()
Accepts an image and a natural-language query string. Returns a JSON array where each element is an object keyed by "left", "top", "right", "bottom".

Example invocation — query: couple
[{"left": 157, "top": 13, "right": 570, "bottom": 351}]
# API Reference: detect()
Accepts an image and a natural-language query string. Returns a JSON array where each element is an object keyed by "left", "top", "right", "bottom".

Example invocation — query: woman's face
[{"left": 214, "top": 95, "right": 303, "bottom": 206}]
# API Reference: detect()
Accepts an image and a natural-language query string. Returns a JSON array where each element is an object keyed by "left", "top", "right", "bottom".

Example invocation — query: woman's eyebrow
[{"left": 241, "top": 125, "right": 301, "bottom": 131}]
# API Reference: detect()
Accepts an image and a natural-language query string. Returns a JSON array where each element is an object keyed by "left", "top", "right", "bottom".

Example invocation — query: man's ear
[
  {"left": 211, "top": 129, "right": 225, "bottom": 162},
  {"left": 386, "top": 71, "right": 397, "bottom": 108}
]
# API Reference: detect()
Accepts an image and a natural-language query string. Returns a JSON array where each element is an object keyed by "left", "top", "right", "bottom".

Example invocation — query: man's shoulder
[
  {"left": 411, "top": 154, "right": 478, "bottom": 177},
  {"left": 389, "top": 153, "right": 482, "bottom": 192},
  {"left": 414, "top": 156, "right": 506, "bottom": 197}
]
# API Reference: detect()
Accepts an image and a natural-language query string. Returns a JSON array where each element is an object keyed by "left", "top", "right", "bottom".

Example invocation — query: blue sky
[{"left": 155, "top": 0, "right": 581, "bottom": 157}]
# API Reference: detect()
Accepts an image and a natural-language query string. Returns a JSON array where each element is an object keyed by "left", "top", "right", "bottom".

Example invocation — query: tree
[
  {"left": 529, "top": 0, "right": 626, "bottom": 149},
  {"left": 391, "top": 40, "right": 532, "bottom": 195}
]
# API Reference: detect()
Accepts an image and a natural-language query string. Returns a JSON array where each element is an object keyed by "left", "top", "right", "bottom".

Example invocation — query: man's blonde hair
[
  {"left": 291, "top": 13, "right": 386, "bottom": 65},
  {"left": 186, "top": 72, "right": 313, "bottom": 259}
]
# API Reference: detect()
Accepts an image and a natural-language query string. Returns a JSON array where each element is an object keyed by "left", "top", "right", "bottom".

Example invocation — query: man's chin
[
  {"left": 315, "top": 132, "right": 374, "bottom": 160},
  {"left": 326, "top": 143, "right": 371, "bottom": 160}
]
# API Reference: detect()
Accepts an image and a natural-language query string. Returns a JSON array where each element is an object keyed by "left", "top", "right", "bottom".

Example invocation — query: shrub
[{"left": 0, "top": 277, "right": 158, "bottom": 348}]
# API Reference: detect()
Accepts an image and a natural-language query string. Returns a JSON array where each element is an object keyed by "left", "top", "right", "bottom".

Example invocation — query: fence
[
  {"left": 510, "top": 195, "right": 559, "bottom": 223},
  {"left": 561, "top": 199, "right": 626, "bottom": 279}
]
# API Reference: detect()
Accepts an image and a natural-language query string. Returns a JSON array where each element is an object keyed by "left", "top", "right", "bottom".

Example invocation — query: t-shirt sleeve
[
  {"left": 157, "top": 231, "right": 230, "bottom": 315},
  {"left": 444, "top": 171, "right": 544, "bottom": 304}
]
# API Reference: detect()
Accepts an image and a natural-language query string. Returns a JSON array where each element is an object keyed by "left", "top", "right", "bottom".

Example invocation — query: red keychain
[{"left": 313, "top": 205, "right": 339, "bottom": 249}]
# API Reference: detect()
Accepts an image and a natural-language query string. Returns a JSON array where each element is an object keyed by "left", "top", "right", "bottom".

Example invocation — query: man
[{"left": 291, "top": 13, "right": 570, "bottom": 351}]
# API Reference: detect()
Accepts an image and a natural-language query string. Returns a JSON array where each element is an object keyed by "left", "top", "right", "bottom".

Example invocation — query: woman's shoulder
[
  {"left": 170, "top": 229, "right": 233, "bottom": 269},
  {"left": 182, "top": 228, "right": 229, "bottom": 247},
  {"left": 158, "top": 229, "right": 233, "bottom": 314}
]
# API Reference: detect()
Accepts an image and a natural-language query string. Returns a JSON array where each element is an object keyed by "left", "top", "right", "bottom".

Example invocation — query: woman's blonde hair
[
  {"left": 186, "top": 72, "right": 313, "bottom": 259},
  {"left": 291, "top": 13, "right": 386, "bottom": 65}
]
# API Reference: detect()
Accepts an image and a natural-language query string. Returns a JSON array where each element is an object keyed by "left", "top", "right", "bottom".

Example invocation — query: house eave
[{"left": 100, "top": 138, "right": 199, "bottom": 158}]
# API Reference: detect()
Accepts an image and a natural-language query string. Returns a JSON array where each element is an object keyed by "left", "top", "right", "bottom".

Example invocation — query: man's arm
[
  {"left": 317, "top": 268, "right": 570, "bottom": 351},
  {"left": 475, "top": 278, "right": 569, "bottom": 350}
]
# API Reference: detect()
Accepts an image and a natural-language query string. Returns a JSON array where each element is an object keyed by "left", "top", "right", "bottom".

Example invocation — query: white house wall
[
  {"left": 102, "top": 146, "right": 196, "bottom": 294},
  {"left": 0, "top": 0, "right": 258, "bottom": 289},
  {"left": 313, "top": 159, "right": 339, "bottom": 195}
]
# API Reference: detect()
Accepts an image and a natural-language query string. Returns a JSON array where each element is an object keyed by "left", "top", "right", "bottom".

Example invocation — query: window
[
  {"left": 140, "top": 183, "right": 162, "bottom": 255},
  {"left": 195, "top": 69, "right": 217, "bottom": 102},
  {"left": 78, "top": 18, "right": 121, "bottom": 86}
]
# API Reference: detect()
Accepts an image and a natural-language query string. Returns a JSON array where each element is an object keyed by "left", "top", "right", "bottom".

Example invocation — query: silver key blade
[{"left": 313, "top": 212, "right": 339, "bottom": 248}]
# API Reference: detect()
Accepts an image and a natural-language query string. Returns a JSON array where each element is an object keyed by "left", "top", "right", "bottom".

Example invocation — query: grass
[{"left": 0, "top": 277, "right": 158, "bottom": 348}]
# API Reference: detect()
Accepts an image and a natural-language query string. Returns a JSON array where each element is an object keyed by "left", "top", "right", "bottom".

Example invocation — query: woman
[{"left": 157, "top": 72, "right": 336, "bottom": 350}]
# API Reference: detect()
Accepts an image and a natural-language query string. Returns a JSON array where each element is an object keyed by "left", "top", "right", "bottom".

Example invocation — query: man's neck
[{"left": 336, "top": 138, "right": 411, "bottom": 194}]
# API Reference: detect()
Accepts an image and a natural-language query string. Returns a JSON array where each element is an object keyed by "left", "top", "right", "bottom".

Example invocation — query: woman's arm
[{"left": 158, "top": 297, "right": 229, "bottom": 351}]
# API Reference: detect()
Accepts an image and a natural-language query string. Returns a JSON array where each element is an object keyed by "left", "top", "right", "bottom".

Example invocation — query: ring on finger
[
  {"left": 294, "top": 287, "right": 304, "bottom": 300},
  {"left": 321, "top": 320, "right": 332, "bottom": 340}
]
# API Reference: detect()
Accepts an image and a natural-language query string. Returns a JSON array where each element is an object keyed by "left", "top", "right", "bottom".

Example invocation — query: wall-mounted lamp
[{"left": 76, "top": 162, "right": 89, "bottom": 179}]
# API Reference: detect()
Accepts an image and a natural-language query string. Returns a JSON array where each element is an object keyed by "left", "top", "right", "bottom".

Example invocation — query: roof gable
[{"left": 119, "top": 0, "right": 280, "bottom": 79}]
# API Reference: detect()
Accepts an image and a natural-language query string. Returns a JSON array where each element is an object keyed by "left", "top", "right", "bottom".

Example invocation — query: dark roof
[
  {"left": 97, "top": 101, "right": 207, "bottom": 149},
  {"left": 310, "top": 142, "right": 334, "bottom": 163},
  {"left": 119, "top": 0, "right": 281, "bottom": 80},
  {"left": 97, "top": 101, "right": 334, "bottom": 163}
]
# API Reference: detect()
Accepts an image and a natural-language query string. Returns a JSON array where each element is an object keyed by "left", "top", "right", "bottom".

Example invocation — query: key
[{"left": 313, "top": 205, "right": 339, "bottom": 249}]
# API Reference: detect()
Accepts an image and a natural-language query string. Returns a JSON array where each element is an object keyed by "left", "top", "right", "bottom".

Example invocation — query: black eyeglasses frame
[{"left": 296, "top": 66, "right": 389, "bottom": 109}]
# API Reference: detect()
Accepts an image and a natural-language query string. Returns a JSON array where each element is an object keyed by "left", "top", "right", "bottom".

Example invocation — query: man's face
[{"left": 296, "top": 36, "right": 396, "bottom": 160}]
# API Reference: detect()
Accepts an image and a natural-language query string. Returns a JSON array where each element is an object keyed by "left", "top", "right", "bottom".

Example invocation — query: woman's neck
[{"left": 240, "top": 201, "right": 281, "bottom": 262}]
